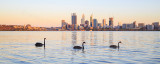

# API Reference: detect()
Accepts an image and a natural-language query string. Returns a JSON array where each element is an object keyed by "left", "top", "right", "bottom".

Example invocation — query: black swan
[
  {"left": 109, "top": 41, "right": 121, "bottom": 49},
  {"left": 35, "top": 38, "right": 46, "bottom": 47},
  {"left": 73, "top": 42, "right": 86, "bottom": 49}
]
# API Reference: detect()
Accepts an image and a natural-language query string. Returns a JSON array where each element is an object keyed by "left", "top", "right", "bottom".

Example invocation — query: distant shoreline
[{"left": 0, "top": 30, "right": 159, "bottom": 31}]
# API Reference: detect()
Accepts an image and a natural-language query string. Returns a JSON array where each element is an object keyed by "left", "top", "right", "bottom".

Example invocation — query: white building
[{"left": 81, "top": 14, "right": 85, "bottom": 24}]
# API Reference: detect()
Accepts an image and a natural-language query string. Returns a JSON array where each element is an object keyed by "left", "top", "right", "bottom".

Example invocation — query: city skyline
[{"left": 0, "top": 0, "right": 160, "bottom": 27}]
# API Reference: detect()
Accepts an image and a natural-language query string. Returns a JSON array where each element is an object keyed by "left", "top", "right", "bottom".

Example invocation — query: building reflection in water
[
  {"left": 90, "top": 31, "right": 94, "bottom": 45},
  {"left": 103, "top": 32, "right": 107, "bottom": 43},
  {"left": 62, "top": 31, "right": 66, "bottom": 41},
  {"left": 109, "top": 31, "right": 113, "bottom": 45},
  {"left": 81, "top": 31, "right": 85, "bottom": 42},
  {"left": 71, "top": 31, "right": 77, "bottom": 47},
  {"left": 71, "top": 32, "right": 86, "bottom": 63},
  {"left": 94, "top": 32, "right": 97, "bottom": 45}
]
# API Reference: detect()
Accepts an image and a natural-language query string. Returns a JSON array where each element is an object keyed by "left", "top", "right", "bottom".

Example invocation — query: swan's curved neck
[
  {"left": 44, "top": 38, "right": 46, "bottom": 47},
  {"left": 118, "top": 43, "right": 120, "bottom": 48},
  {"left": 82, "top": 43, "right": 84, "bottom": 49}
]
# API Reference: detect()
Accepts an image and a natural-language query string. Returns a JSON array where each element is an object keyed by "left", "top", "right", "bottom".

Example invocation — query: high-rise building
[
  {"left": 109, "top": 17, "right": 114, "bottom": 28},
  {"left": 98, "top": 23, "right": 102, "bottom": 29},
  {"left": 90, "top": 14, "right": 93, "bottom": 27},
  {"left": 122, "top": 23, "right": 134, "bottom": 29},
  {"left": 71, "top": 13, "right": 77, "bottom": 30},
  {"left": 138, "top": 23, "right": 145, "bottom": 28},
  {"left": 85, "top": 20, "right": 89, "bottom": 25},
  {"left": 102, "top": 19, "right": 106, "bottom": 28},
  {"left": 133, "top": 21, "right": 136, "bottom": 28},
  {"left": 61, "top": 20, "right": 68, "bottom": 29},
  {"left": 152, "top": 22, "right": 159, "bottom": 30},
  {"left": 93, "top": 19, "right": 98, "bottom": 28},
  {"left": 81, "top": 14, "right": 85, "bottom": 24},
  {"left": 85, "top": 20, "right": 89, "bottom": 28},
  {"left": 146, "top": 24, "right": 154, "bottom": 30},
  {"left": 122, "top": 24, "right": 127, "bottom": 29},
  {"left": 117, "top": 22, "right": 122, "bottom": 29},
  {"left": 72, "top": 13, "right": 77, "bottom": 25},
  {"left": 127, "top": 24, "right": 134, "bottom": 29},
  {"left": 61, "top": 20, "right": 65, "bottom": 27}
]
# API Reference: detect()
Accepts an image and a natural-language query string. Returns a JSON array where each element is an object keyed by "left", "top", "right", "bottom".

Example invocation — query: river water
[{"left": 0, "top": 31, "right": 160, "bottom": 64}]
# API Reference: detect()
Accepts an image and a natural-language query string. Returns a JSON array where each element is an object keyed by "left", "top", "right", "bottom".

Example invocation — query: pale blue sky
[{"left": 0, "top": 0, "right": 160, "bottom": 27}]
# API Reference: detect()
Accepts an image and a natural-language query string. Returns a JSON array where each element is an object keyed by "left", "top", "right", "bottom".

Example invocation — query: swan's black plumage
[
  {"left": 109, "top": 41, "right": 121, "bottom": 49},
  {"left": 35, "top": 38, "right": 46, "bottom": 47},
  {"left": 73, "top": 42, "right": 85, "bottom": 49},
  {"left": 73, "top": 46, "right": 82, "bottom": 49},
  {"left": 109, "top": 45, "right": 117, "bottom": 48},
  {"left": 35, "top": 42, "right": 43, "bottom": 47}
]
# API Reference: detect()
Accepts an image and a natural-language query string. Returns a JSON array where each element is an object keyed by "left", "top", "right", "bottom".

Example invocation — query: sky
[{"left": 0, "top": 0, "right": 160, "bottom": 27}]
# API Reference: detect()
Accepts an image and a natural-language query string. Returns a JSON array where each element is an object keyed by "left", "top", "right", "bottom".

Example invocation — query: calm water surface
[{"left": 0, "top": 31, "right": 160, "bottom": 64}]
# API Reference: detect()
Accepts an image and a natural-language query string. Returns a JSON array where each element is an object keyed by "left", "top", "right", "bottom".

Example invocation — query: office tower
[
  {"left": 138, "top": 23, "right": 145, "bottom": 28},
  {"left": 85, "top": 20, "right": 89, "bottom": 27},
  {"left": 127, "top": 24, "right": 134, "bottom": 29},
  {"left": 93, "top": 19, "right": 98, "bottom": 28},
  {"left": 98, "top": 23, "right": 102, "bottom": 29},
  {"left": 71, "top": 13, "right": 77, "bottom": 29},
  {"left": 152, "top": 22, "right": 159, "bottom": 30},
  {"left": 117, "top": 22, "right": 122, "bottom": 29},
  {"left": 102, "top": 19, "right": 106, "bottom": 28},
  {"left": 122, "top": 24, "right": 127, "bottom": 29},
  {"left": 90, "top": 14, "right": 93, "bottom": 27},
  {"left": 61, "top": 20, "right": 68, "bottom": 29},
  {"left": 109, "top": 17, "right": 113, "bottom": 28},
  {"left": 61, "top": 20, "right": 66, "bottom": 27},
  {"left": 85, "top": 20, "right": 89, "bottom": 25},
  {"left": 146, "top": 24, "right": 154, "bottom": 30},
  {"left": 81, "top": 14, "right": 85, "bottom": 24},
  {"left": 72, "top": 13, "right": 77, "bottom": 25},
  {"left": 122, "top": 23, "right": 133, "bottom": 29},
  {"left": 133, "top": 21, "right": 136, "bottom": 28}
]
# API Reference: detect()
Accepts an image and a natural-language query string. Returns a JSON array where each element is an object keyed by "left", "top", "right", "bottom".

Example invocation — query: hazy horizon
[{"left": 0, "top": 0, "right": 160, "bottom": 27}]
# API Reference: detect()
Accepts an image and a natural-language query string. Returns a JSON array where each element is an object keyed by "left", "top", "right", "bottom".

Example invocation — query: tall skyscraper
[
  {"left": 90, "top": 14, "right": 93, "bottom": 27},
  {"left": 71, "top": 13, "right": 77, "bottom": 30},
  {"left": 102, "top": 19, "right": 106, "bottom": 28},
  {"left": 81, "top": 14, "right": 85, "bottom": 24},
  {"left": 109, "top": 17, "right": 114, "bottom": 28},
  {"left": 72, "top": 13, "right": 77, "bottom": 25},
  {"left": 93, "top": 19, "right": 98, "bottom": 28}
]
